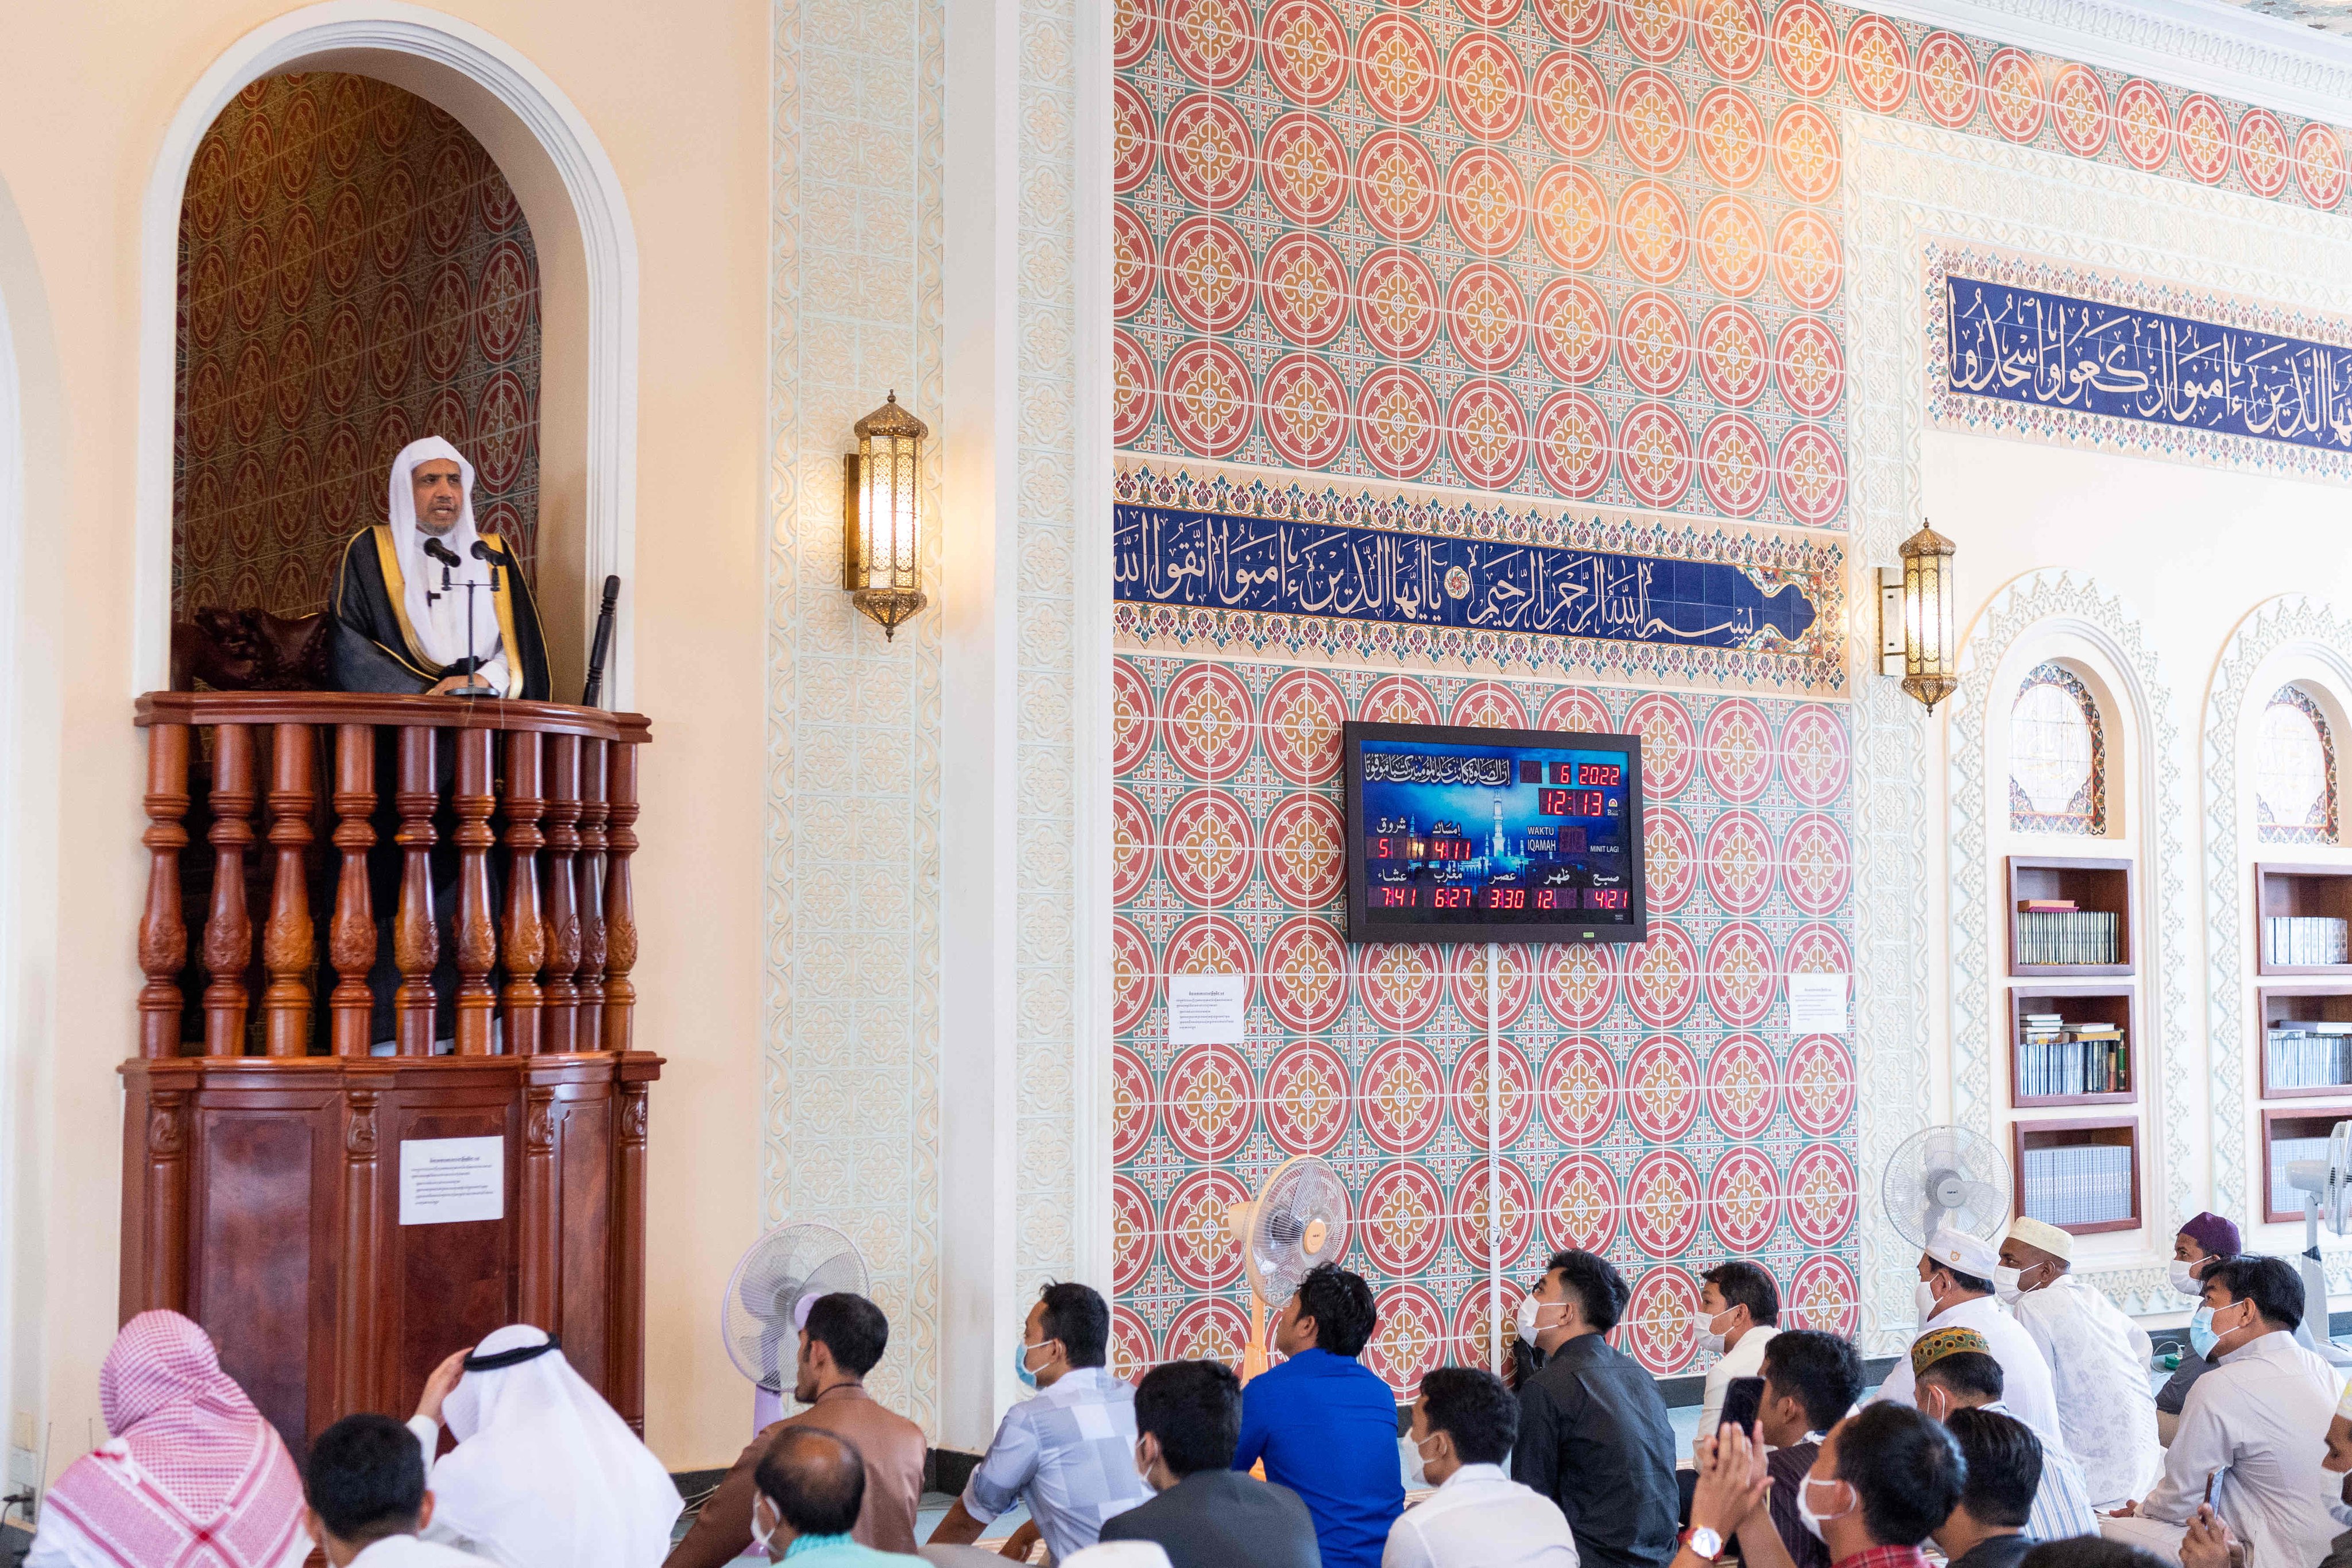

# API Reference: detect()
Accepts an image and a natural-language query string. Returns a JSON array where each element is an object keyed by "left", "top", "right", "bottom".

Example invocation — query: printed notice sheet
[
  {"left": 1787, "top": 973, "right": 1849, "bottom": 1034},
  {"left": 400, "top": 1136, "right": 505, "bottom": 1226},
  {"left": 1168, "top": 974, "right": 1247, "bottom": 1046}
]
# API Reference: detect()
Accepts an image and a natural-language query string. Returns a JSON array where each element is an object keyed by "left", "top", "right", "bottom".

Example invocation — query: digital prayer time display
[{"left": 1343, "top": 722, "right": 1647, "bottom": 944}]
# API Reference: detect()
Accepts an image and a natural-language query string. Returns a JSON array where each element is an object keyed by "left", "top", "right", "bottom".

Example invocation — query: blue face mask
[
  {"left": 2188, "top": 1306, "right": 2218, "bottom": 1360},
  {"left": 1014, "top": 1337, "right": 1044, "bottom": 1389}
]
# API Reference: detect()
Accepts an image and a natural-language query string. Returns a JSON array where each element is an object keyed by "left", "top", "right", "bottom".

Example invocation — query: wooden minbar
[{"left": 123, "top": 691, "right": 659, "bottom": 1456}]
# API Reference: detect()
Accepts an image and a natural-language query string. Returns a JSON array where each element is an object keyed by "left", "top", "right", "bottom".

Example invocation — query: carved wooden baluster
[
  {"left": 329, "top": 725, "right": 378, "bottom": 1056},
  {"left": 453, "top": 729, "right": 498, "bottom": 1055},
  {"left": 138, "top": 723, "right": 192, "bottom": 1059},
  {"left": 601, "top": 736, "right": 641, "bottom": 1052},
  {"left": 202, "top": 724, "right": 258, "bottom": 1056},
  {"left": 574, "top": 737, "right": 610, "bottom": 1052},
  {"left": 540, "top": 735, "right": 582, "bottom": 1054},
  {"left": 499, "top": 730, "right": 547, "bottom": 1056},
  {"left": 393, "top": 727, "right": 439, "bottom": 1056},
  {"left": 261, "top": 723, "right": 318, "bottom": 1056}
]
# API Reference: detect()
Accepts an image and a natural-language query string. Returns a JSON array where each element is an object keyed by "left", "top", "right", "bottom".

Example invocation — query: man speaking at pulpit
[{"left": 330, "top": 436, "right": 551, "bottom": 700}]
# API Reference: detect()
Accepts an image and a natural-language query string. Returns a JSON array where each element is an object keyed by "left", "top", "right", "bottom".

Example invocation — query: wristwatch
[{"left": 1685, "top": 1526, "right": 1725, "bottom": 1561}]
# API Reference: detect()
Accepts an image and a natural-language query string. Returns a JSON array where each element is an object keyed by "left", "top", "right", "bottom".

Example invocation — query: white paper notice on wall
[
  {"left": 1787, "top": 973, "right": 1849, "bottom": 1034},
  {"left": 399, "top": 1136, "right": 505, "bottom": 1226},
  {"left": 1168, "top": 974, "right": 1248, "bottom": 1046}
]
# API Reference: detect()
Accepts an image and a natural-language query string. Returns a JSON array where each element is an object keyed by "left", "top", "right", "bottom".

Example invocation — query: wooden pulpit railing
[{"left": 123, "top": 691, "right": 659, "bottom": 1455}]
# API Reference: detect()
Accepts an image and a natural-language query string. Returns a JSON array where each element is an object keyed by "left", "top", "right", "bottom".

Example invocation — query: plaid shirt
[
  {"left": 1831, "top": 1545, "right": 1930, "bottom": 1568},
  {"left": 962, "top": 1366, "right": 1153, "bottom": 1563}
]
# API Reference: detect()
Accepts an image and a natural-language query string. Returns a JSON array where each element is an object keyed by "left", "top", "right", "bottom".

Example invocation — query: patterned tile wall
[
  {"left": 173, "top": 72, "right": 541, "bottom": 620},
  {"left": 1113, "top": 0, "right": 2351, "bottom": 528},
  {"left": 1109, "top": 653, "right": 1856, "bottom": 1393}
]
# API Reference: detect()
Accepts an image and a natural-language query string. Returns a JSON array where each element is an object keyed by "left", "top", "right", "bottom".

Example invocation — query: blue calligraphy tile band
[
  {"left": 1945, "top": 271, "right": 2352, "bottom": 455},
  {"left": 1114, "top": 504, "right": 1819, "bottom": 652}
]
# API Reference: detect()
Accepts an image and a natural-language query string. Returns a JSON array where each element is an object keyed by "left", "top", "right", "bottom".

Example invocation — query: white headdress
[
  {"left": 428, "top": 1325, "right": 682, "bottom": 1568},
  {"left": 386, "top": 436, "right": 502, "bottom": 669}
]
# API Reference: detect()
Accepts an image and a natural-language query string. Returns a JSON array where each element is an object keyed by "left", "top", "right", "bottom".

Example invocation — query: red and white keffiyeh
[{"left": 38, "top": 1311, "right": 308, "bottom": 1568}]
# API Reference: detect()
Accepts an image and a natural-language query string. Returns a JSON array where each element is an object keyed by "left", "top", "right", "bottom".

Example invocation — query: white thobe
[
  {"left": 420, "top": 587, "right": 513, "bottom": 694},
  {"left": 1874, "top": 1294, "right": 2065, "bottom": 1450},
  {"left": 352, "top": 1537, "right": 501, "bottom": 1567},
  {"left": 1382, "top": 1464, "right": 1580, "bottom": 1568},
  {"left": 1685, "top": 1326, "right": 1778, "bottom": 1468},
  {"left": 2014, "top": 1276, "right": 2163, "bottom": 1506},
  {"left": 2109, "top": 1330, "right": 2341, "bottom": 1568}
]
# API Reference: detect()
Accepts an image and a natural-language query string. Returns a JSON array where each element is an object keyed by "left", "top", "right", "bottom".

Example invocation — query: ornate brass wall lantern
[
  {"left": 842, "top": 392, "right": 929, "bottom": 639},
  {"left": 1878, "top": 522, "right": 1958, "bottom": 712}
]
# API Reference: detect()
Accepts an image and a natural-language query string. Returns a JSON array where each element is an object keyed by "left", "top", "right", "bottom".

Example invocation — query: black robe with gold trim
[{"left": 328, "top": 525, "right": 552, "bottom": 700}]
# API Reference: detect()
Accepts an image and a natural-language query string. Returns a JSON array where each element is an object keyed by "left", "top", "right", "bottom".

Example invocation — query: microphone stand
[{"left": 422, "top": 536, "right": 496, "bottom": 698}]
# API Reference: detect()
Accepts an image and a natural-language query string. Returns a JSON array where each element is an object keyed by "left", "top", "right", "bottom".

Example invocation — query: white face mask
[
  {"left": 1797, "top": 1476, "right": 1850, "bottom": 1542},
  {"left": 1992, "top": 1265, "right": 2024, "bottom": 1304},
  {"left": 1696, "top": 1307, "right": 1733, "bottom": 1357},
  {"left": 1401, "top": 1431, "right": 1441, "bottom": 1489},
  {"left": 752, "top": 1496, "right": 778, "bottom": 1558},
  {"left": 1517, "top": 1294, "right": 1563, "bottom": 1346},
  {"left": 1913, "top": 1278, "right": 1941, "bottom": 1325},
  {"left": 2171, "top": 1260, "right": 2202, "bottom": 1297}
]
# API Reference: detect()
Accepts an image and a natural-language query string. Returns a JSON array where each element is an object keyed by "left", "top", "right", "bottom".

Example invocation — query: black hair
[
  {"left": 1944, "top": 1407, "right": 2041, "bottom": 1531},
  {"left": 1759, "top": 1329, "right": 1864, "bottom": 1433},
  {"left": 1701, "top": 1261, "right": 1781, "bottom": 1326},
  {"left": 755, "top": 1426, "right": 868, "bottom": 1538},
  {"left": 803, "top": 1293, "right": 889, "bottom": 1379},
  {"left": 1133, "top": 1359, "right": 1242, "bottom": 1476},
  {"left": 304, "top": 1413, "right": 427, "bottom": 1545},
  {"left": 1936, "top": 1265, "right": 1994, "bottom": 1296},
  {"left": 1295, "top": 1264, "right": 1379, "bottom": 1358},
  {"left": 2020, "top": 1540, "right": 2175, "bottom": 1568},
  {"left": 2207, "top": 1254, "right": 2304, "bottom": 1331},
  {"left": 1917, "top": 1350, "right": 2006, "bottom": 1403},
  {"left": 1037, "top": 1280, "right": 1111, "bottom": 1368},
  {"left": 1544, "top": 1249, "right": 1631, "bottom": 1333},
  {"left": 1418, "top": 1366, "right": 1518, "bottom": 1466},
  {"left": 1831, "top": 1403, "right": 1965, "bottom": 1548}
]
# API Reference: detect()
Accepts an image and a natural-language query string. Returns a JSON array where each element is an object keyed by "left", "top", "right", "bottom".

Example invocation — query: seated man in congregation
[
  {"left": 1232, "top": 1263, "right": 1406, "bottom": 1568},
  {"left": 1097, "top": 1357, "right": 1318, "bottom": 1568},
  {"left": 2103, "top": 1256, "right": 2340, "bottom": 1568},
  {"left": 665, "top": 1292, "right": 927, "bottom": 1564},
  {"left": 330, "top": 435, "right": 550, "bottom": 699}
]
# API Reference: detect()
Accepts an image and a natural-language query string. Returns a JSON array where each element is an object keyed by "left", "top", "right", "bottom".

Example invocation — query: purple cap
[{"left": 2178, "top": 1211, "right": 2241, "bottom": 1258}]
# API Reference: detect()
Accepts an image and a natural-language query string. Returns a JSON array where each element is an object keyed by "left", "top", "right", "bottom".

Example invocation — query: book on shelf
[
  {"left": 2016, "top": 1006, "right": 2129, "bottom": 1098},
  {"left": 2018, "top": 899, "right": 2079, "bottom": 912},
  {"left": 2016, "top": 909, "right": 2119, "bottom": 966},
  {"left": 2272, "top": 1135, "right": 2338, "bottom": 1210},
  {"left": 2021, "top": 1141, "right": 2133, "bottom": 1228},
  {"left": 2264, "top": 1023, "right": 2352, "bottom": 1091},
  {"left": 2264, "top": 916, "right": 2351, "bottom": 967}
]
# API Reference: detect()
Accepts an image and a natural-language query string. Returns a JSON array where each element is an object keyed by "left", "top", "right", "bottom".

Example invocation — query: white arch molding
[
  {"left": 131, "top": 2, "right": 640, "bottom": 706},
  {"left": 2202, "top": 598, "right": 2352, "bottom": 1277},
  {"left": 1945, "top": 570, "right": 2192, "bottom": 1315}
]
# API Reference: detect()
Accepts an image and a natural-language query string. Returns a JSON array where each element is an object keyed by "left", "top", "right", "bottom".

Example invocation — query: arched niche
[
  {"left": 136, "top": 3, "right": 638, "bottom": 706},
  {"left": 172, "top": 73, "right": 544, "bottom": 641}
]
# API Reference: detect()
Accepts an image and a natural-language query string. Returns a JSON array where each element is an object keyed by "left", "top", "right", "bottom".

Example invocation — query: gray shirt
[{"left": 1097, "top": 1468, "right": 1320, "bottom": 1568}]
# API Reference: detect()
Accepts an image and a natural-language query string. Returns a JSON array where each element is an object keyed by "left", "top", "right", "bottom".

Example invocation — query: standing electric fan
[
  {"left": 721, "top": 1221, "right": 871, "bottom": 1429},
  {"left": 1224, "top": 1155, "right": 1349, "bottom": 1379},
  {"left": 1881, "top": 1124, "right": 2012, "bottom": 1252},
  {"left": 2284, "top": 1120, "right": 2352, "bottom": 1366}
]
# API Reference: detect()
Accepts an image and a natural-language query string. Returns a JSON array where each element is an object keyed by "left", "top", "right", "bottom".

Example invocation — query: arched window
[
  {"left": 2257, "top": 684, "right": 2336, "bottom": 845},
  {"left": 2009, "top": 661, "right": 2105, "bottom": 835}
]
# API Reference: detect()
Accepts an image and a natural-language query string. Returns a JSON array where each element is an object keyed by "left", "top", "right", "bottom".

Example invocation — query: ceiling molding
[{"left": 1864, "top": 0, "right": 2352, "bottom": 123}]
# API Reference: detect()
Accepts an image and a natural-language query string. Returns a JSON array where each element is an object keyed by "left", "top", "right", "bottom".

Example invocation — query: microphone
[
  {"left": 421, "top": 537, "right": 462, "bottom": 568},
  {"left": 469, "top": 538, "right": 508, "bottom": 592}
]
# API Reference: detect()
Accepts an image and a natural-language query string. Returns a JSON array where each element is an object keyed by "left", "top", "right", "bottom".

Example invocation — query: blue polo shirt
[{"left": 1231, "top": 1348, "right": 1403, "bottom": 1568}]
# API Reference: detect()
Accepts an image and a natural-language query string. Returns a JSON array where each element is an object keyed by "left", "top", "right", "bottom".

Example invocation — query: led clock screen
[{"left": 1343, "top": 721, "right": 1646, "bottom": 944}]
